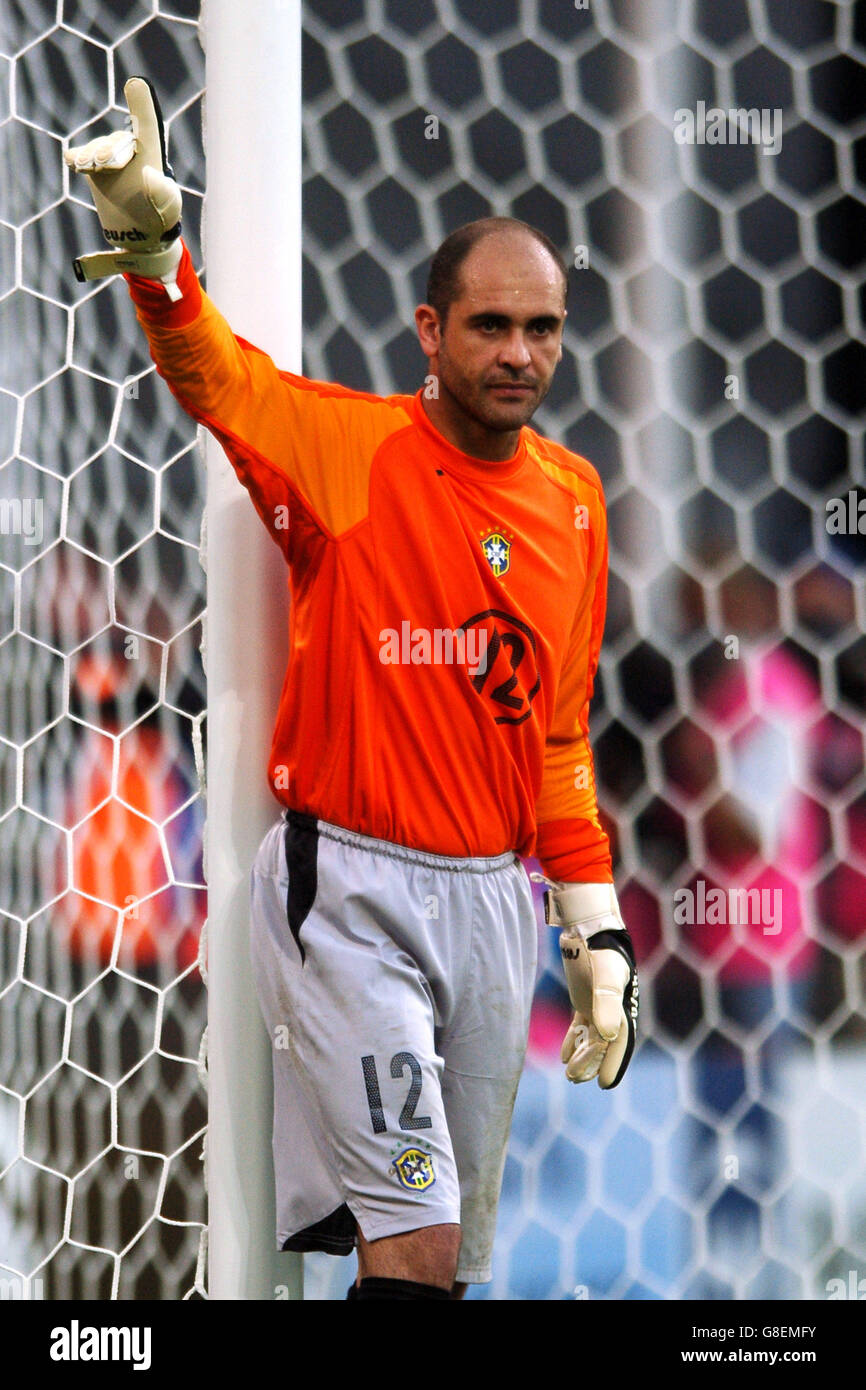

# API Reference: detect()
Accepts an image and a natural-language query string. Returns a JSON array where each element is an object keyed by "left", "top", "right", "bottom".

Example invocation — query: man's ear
[{"left": 415, "top": 302, "right": 442, "bottom": 360}]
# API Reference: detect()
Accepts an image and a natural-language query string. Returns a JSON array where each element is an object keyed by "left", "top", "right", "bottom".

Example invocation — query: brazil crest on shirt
[{"left": 481, "top": 531, "right": 511, "bottom": 578}]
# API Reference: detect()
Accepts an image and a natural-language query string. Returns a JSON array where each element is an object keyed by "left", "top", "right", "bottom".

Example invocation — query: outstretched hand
[{"left": 64, "top": 76, "right": 183, "bottom": 297}]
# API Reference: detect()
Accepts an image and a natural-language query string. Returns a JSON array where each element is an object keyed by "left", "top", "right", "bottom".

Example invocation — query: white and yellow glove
[
  {"left": 64, "top": 76, "right": 183, "bottom": 300},
  {"left": 535, "top": 878, "right": 638, "bottom": 1089}
]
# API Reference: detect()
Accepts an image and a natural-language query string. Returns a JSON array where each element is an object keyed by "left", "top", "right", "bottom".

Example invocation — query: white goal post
[{"left": 203, "top": 0, "right": 303, "bottom": 1301}]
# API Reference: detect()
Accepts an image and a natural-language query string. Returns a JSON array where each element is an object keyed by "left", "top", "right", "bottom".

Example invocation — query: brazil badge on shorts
[{"left": 390, "top": 1141, "right": 436, "bottom": 1193}]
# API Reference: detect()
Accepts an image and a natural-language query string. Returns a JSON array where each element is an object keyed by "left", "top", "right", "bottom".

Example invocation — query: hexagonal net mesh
[
  {"left": 2, "top": 0, "right": 864, "bottom": 1302},
  {"left": 1, "top": 0, "right": 207, "bottom": 1299},
  {"left": 300, "top": 0, "right": 866, "bottom": 1302}
]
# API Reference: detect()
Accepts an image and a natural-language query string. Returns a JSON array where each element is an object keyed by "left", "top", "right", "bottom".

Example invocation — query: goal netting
[
  {"left": 1, "top": 0, "right": 207, "bottom": 1300},
  {"left": 2, "top": 0, "right": 864, "bottom": 1301}
]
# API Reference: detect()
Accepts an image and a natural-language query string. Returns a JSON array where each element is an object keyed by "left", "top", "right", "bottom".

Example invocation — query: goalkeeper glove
[
  {"left": 64, "top": 75, "right": 183, "bottom": 300},
  {"left": 534, "top": 877, "right": 638, "bottom": 1089}
]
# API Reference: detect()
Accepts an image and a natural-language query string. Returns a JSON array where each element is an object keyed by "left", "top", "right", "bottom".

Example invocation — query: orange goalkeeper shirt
[{"left": 126, "top": 246, "right": 612, "bottom": 883}]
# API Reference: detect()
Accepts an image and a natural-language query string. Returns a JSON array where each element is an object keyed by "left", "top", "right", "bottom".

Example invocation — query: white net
[
  {"left": 2, "top": 0, "right": 864, "bottom": 1302},
  {"left": 1, "top": 0, "right": 207, "bottom": 1300},
  {"left": 299, "top": 0, "right": 866, "bottom": 1303}
]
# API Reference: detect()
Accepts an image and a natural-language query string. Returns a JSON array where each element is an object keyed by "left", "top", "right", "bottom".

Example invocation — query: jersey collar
[{"left": 411, "top": 389, "right": 530, "bottom": 482}]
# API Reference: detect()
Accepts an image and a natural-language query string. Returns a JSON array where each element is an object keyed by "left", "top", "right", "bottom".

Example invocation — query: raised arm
[{"left": 65, "top": 77, "right": 412, "bottom": 548}]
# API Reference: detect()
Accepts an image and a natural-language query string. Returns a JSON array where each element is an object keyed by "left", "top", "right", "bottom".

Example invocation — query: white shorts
[{"left": 249, "top": 810, "right": 537, "bottom": 1285}]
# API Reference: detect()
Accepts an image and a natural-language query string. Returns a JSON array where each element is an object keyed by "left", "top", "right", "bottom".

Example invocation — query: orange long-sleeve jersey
[{"left": 126, "top": 246, "right": 612, "bottom": 882}]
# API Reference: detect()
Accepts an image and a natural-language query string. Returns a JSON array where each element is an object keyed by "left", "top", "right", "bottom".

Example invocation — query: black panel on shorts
[
  {"left": 283, "top": 809, "right": 319, "bottom": 964},
  {"left": 281, "top": 1202, "right": 357, "bottom": 1255}
]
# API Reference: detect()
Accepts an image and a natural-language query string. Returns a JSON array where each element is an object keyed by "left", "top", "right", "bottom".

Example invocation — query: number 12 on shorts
[{"left": 361, "top": 1052, "right": 432, "bottom": 1134}]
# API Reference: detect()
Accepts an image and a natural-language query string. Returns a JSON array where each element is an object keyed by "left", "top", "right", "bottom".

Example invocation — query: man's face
[{"left": 426, "top": 233, "right": 567, "bottom": 434}]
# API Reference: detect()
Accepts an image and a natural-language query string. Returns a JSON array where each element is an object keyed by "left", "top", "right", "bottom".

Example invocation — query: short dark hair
[{"left": 426, "top": 217, "right": 569, "bottom": 322}]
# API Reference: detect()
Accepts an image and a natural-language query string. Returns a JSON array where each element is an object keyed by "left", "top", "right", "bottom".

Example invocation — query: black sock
[
  {"left": 355, "top": 1276, "right": 449, "bottom": 1300},
  {"left": 346, "top": 1282, "right": 359, "bottom": 1300}
]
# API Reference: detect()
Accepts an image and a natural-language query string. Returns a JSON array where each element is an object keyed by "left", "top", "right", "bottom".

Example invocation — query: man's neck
[{"left": 421, "top": 390, "right": 521, "bottom": 463}]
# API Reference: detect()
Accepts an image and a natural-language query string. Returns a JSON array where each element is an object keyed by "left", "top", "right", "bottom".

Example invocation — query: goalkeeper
[{"left": 65, "top": 78, "right": 638, "bottom": 1301}]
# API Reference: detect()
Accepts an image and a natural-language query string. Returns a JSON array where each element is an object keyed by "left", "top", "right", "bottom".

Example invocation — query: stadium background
[{"left": 1, "top": 0, "right": 864, "bottom": 1300}]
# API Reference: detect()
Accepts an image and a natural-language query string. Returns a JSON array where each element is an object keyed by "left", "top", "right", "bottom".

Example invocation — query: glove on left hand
[{"left": 535, "top": 879, "right": 639, "bottom": 1089}]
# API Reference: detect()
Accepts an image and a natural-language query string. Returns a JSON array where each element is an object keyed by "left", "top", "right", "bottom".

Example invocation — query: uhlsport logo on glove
[
  {"left": 103, "top": 227, "right": 149, "bottom": 242},
  {"left": 64, "top": 75, "right": 184, "bottom": 300}
]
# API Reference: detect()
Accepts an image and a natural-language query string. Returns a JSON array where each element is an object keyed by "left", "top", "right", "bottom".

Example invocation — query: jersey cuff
[
  {"left": 123, "top": 240, "right": 201, "bottom": 329},
  {"left": 535, "top": 816, "right": 613, "bottom": 883}
]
